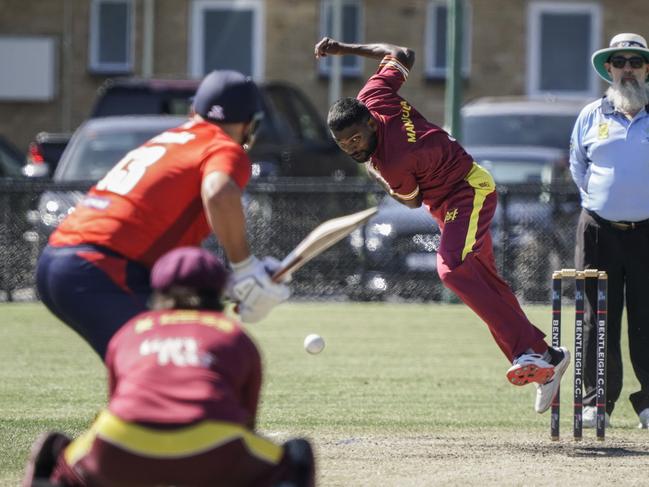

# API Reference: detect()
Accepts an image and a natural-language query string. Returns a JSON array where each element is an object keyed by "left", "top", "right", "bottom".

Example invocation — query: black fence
[{"left": 0, "top": 178, "right": 581, "bottom": 303}]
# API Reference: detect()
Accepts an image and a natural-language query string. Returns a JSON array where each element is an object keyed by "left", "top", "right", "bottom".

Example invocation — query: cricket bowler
[{"left": 315, "top": 37, "right": 570, "bottom": 413}]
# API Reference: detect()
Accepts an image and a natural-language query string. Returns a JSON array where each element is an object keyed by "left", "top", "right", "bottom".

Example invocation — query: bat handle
[
  {"left": 272, "top": 256, "right": 301, "bottom": 283},
  {"left": 271, "top": 269, "right": 291, "bottom": 283}
]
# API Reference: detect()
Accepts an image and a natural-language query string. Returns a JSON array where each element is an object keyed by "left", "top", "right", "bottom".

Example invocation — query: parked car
[
  {"left": 460, "top": 96, "right": 589, "bottom": 150},
  {"left": 460, "top": 96, "right": 585, "bottom": 211},
  {"left": 27, "top": 78, "right": 357, "bottom": 180},
  {"left": 348, "top": 97, "right": 586, "bottom": 302},
  {"left": 251, "top": 81, "right": 357, "bottom": 178},
  {"left": 89, "top": 78, "right": 197, "bottom": 118},
  {"left": 469, "top": 144, "right": 578, "bottom": 215},
  {"left": 22, "top": 132, "right": 72, "bottom": 178},
  {"left": 33, "top": 115, "right": 186, "bottom": 235}
]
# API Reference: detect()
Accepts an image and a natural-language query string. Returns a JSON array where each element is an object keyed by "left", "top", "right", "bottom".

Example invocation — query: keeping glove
[{"left": 227, "top": 255, "right": 291, "bottom": 323}]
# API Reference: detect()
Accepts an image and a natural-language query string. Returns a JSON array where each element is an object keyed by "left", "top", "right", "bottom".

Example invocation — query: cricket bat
[{"left": 272, "top": 206, "right": 378, "bottom": 282}]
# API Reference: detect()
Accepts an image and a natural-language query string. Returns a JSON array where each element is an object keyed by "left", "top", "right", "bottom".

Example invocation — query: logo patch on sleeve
[{"left": 598, "top": 123, "right": 609, "bottom": 139}]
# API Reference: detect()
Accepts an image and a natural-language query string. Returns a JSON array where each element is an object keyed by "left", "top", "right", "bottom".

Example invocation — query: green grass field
[{"left": 2, "top": 302, "right": 647, "bottom": 486}]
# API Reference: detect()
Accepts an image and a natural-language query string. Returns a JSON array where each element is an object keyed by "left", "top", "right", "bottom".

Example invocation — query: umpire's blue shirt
[{"left": 570, "top": 96, "right": 649, "bottom": 222}]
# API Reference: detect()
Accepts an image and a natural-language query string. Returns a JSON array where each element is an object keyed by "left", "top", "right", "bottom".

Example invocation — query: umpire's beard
[{"left": 607, "top": 79, "right": 649, "bottom": 114}]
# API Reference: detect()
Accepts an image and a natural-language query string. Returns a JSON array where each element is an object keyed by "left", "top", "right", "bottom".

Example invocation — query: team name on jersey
[
  {"left": 133, "top": 311, "right": 235, "bottom": 334},
  {"left": 400, "top": 101, "right": 417, "bottom": 143},
  {"left": 139, "top": 337, "right": 201, "bottom": 367},
  {"left": 150, "top": 131, "right": 196, "bottom": 145}
]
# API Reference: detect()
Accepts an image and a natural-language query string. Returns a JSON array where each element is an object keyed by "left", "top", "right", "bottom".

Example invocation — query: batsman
[
  {"left": 35, "top": 70, "right": 290, "bottom": 360},
  {"left": 314, "top": 37, "right": 569, "bottom": 413}
]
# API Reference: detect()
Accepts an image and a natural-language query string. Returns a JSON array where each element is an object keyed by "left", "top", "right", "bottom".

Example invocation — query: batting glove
[
  {"left": 260, "top": 255, "right": 292, "bottom": 283},
  {"left": 228, "top": 255, "right": 291, "bottom": 323}
]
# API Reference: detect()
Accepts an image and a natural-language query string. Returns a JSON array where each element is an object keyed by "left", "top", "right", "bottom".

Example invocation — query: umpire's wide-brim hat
[{"left": 592, "top": 33, "right": 649, "bottom": 83}]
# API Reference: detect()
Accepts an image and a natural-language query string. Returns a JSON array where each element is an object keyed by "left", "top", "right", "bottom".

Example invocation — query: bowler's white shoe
[
  {"left": 582, "top": 405, "right": 611, "bottom": 428},
  {"left": 506, "top": 350, "right": 557, "bottom": 386},
  {"left": 534, "top": 347, "right": 570, "bottom": 413},
  {"left": 638, "top": 408, "right": 649, "bottom": 429}
]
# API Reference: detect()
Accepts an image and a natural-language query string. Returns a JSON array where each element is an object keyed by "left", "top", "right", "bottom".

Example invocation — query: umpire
[{"left": 570, "top": 32, "right": 649, "bottom": 429}]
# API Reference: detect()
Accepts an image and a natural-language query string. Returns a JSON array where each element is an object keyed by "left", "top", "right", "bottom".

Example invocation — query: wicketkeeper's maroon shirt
[{"left": 105, "top": 309, "right": 262, "bottom": 427}]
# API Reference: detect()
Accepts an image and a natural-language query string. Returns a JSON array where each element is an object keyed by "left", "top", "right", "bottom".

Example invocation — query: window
[
  {"left": 527, "top": 2, "right": 601, "bottom": 97},
  {"left": 89, "top": 0, "right": 134, "bottom": 74},
  {"left": 424, "top": 0, "right": 471, "bottom": 79},
  {"left": 190, "top": 0, "right": 265, "bottom": 80},
  {"left": 318, "top": 0, "right": 363, "bottom": 77},
  {"left": 0, "top": 36, "right": 56, "bottom": 100}
]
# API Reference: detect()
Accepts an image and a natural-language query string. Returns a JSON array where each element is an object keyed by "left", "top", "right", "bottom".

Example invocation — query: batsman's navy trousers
[
  {"left": 432, "top": 163, "right": 547, "bottom": 361},
  {"left": 36, "top": 244, "right": 151, "bottom": 359}
]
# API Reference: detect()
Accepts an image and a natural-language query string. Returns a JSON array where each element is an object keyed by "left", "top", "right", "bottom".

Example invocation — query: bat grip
[{"left": 272, "top": 256, "right": 302, "bottom": 283}]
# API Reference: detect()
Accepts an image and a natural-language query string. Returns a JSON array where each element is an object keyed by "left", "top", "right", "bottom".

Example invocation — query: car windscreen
[
  {"left": 479, "top": 158, "right": 551, "bottom": 184},
  {"left": 462, "top": 114, "right": 577, "bottom": 150},
  {"left": 263, "top": 86, "right": 330, "bottom": 144},
  {"left": 58, "top": 129, "right": 164, "bottom": 180},
  {"left": 92, "top": 92, "right": 193, "bottom": 117}
]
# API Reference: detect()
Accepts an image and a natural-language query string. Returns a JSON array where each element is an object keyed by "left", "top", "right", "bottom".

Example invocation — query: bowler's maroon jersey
[
  {"left": 105, "top": 309, "right": 262, "bottom": 427},
  {"left": 358, "top": 55, "right": 474, "bottom": 209}
]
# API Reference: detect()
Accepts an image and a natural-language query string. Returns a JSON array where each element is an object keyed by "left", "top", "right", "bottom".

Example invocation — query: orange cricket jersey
[{"left": 50, "top": 119, "right": 251, "bottom": 268}]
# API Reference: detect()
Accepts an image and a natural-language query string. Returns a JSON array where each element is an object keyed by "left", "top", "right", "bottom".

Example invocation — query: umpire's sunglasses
[{"left": 608, "top": 56, "right": 647, "bottom": 69}]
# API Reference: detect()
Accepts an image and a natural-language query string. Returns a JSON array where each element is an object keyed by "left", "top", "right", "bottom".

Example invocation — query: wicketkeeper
[{"left": 24, "top": 247, "right": 315, "bottom": 487}]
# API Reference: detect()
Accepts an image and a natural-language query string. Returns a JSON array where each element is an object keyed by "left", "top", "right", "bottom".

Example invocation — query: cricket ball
[{"left": 304, "top": 334, "right": 325, "bottom": 354}]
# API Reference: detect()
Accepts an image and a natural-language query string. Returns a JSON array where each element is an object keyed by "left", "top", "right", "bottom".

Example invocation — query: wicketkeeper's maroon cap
[{"left": 151, "top": 247, "right": 228, "bottom": 298}]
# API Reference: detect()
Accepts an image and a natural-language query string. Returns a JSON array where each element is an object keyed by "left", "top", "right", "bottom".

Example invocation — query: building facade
[{"left": 1, "top": 0, "right": 648, "bottom": 151}]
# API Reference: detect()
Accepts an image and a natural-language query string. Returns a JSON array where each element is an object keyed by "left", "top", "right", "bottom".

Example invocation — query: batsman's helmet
[{"left": 193, "top": 70, "right": 263, "bottom": 124}]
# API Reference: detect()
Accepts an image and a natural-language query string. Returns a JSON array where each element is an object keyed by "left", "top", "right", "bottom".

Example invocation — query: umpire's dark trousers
[{"left": 575, "top": 208, "right": 649, "bottom": 416}]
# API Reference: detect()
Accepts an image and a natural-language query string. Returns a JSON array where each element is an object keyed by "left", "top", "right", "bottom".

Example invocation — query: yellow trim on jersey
[
  {"left": 461, "top": 162, "right": 495, "bottom": 260},
  {"left": 379, "top": 55, "right": 409, "bottom": 80},
  {"left": 393, "top": 186, "right": 420, "bottom": 200},
  {"left": 64, "top": 427, "right": 98, "bottom": 466},
  {"left": 64, "top": 410, "right": 283, "bottom": 465}
]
